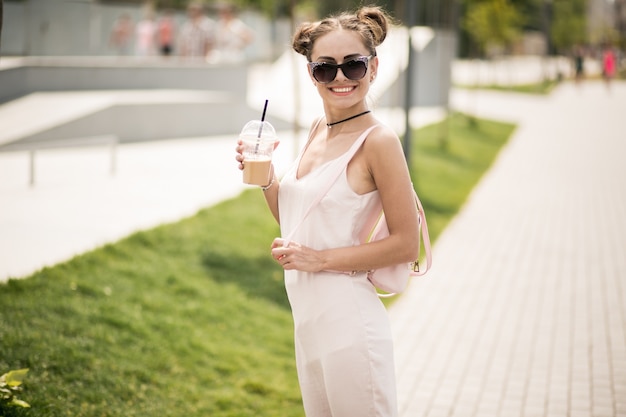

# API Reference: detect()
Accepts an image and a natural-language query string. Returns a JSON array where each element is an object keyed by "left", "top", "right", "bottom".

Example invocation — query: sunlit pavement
[
  {"left": 0, "top": 134, "right": 279, "bottom": 279},
  {"left": 391, "top": 81, "right": 626, "bottom": 417}
]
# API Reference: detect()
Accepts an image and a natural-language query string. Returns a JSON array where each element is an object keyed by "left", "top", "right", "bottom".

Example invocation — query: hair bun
[
  {"left": 357, "top": 6, "right": 390, "bottom": 47},
  {"left": 291, "top": 6, "right": 393, "bottom": 61},
  {"left": 292, "top": 21, "right": 316, "bottom": 57}
]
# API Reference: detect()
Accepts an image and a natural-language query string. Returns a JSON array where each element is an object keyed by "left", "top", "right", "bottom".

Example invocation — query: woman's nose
[{"left": 335, "top": 68, "right": 348, "bottom": 81}]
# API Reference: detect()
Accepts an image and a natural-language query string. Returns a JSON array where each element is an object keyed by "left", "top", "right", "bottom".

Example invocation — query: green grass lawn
[
  {"left": 0, "top": 113, "right": 515, "bottom": 417},
  {"left": 455, "top": 79, "right": 560, "bottom": 95}
]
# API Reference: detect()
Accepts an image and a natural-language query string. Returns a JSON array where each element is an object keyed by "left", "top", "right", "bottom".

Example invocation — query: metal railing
[{"left": 0, "top": 135, "right": 118, "bottom": 187}]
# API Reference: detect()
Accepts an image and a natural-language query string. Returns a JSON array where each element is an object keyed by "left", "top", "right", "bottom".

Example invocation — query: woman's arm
[
  {"left": 235, "top": 141, "right": 280, "bottom": 223},
  {"left": 260, "top": 163, "right": 280, "bottom": 223}
]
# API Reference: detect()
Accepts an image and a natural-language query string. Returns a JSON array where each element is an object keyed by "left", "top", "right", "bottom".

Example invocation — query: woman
[
  {"left": 208, "top": 4, "right": 254, "bottom": 64},
  {"left": 602, "top": 46, "right": 616, "bottom": 88},
  {"left": 236, "top": 6, "right": 419, "bottom": 417}
]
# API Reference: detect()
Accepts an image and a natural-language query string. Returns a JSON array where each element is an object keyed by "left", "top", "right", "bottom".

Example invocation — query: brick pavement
[{"left": 390, "top": 81, "right": 626, "bottom": 417}]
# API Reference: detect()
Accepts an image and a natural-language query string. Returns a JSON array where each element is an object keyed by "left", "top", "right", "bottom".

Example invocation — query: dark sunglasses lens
[
  {"left": 313, "top": 64, "right": 336, "bottom": 83},
  {"left": 343, "top": 59, "right": 367, "bottom": 80},
  {"left": 311, "top": 58, "right": 369, "bottom": 83}
]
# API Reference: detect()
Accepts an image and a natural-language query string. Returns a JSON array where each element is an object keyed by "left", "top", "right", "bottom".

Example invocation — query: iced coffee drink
[{"left": 240, "top": 120, "right": 277, "bottom": 186}]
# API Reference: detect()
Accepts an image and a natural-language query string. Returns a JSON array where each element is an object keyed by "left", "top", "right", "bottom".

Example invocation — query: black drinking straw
[
  {"left": 254, "top": 100, "right": 269, "bottom": 154},
  {"left": 257, "top": 99, "right": 269, "bottom": 138}
]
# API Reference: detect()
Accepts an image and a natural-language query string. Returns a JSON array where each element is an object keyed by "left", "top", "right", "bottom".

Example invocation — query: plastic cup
[{"left": 240, "top": 120, "right": 277, "bottom": 186}]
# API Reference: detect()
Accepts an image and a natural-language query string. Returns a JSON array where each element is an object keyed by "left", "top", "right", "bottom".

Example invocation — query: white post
[{"left": 29, "top": 150, "right": 36, "bottom": 187}]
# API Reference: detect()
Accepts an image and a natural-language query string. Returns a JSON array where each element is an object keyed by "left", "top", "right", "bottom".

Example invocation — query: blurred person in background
[
  {"left": 110, "top": 13, "right": 134, "bottom": 56},
  {"left": 157, "top": 9, "right": 176, "bottom": 56},
  {"left": 178, "top": 2, "right": 215, "bottom": 61},
  {"left": 207, "top": 3, "right": 254, "bottom": 64},
  {"left": 573, "top": 45, "right": 585, "bottom": 84},
  {"left": 135, "top": 12, "right": 157, "bottom": 56},
  {"left": 602, "top": 44, "right": 617, "bottom": 89}
]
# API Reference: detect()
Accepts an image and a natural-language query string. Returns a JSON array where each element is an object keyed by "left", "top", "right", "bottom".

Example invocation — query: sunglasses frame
[{"left": 308, "top": 55, "right": 374, "bottom": 84}]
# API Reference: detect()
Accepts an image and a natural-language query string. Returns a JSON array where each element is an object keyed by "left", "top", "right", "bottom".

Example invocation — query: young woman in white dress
[{"left": 236, "top": 6, "right": 420, "bottom": 416}]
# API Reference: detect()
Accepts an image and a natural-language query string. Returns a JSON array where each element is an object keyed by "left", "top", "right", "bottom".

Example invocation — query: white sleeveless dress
[{"left": 278, "top": 126, "right": 398, "bottom": 417}]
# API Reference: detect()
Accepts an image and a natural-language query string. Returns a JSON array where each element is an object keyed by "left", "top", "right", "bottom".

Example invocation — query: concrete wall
[
  {"left": 2, "top": 2, "right": 27, "bottom": 55},
  {"left": 4, "top": 0, "right": 128, "bottom": 56},
  {"left": 410, "top": 29, "right": 457, "bottom": 107},
  {"left": 0, "top": 58, "right": 292, "bottom": 144},
  {"left": 0, "top": 58, "right": 249, "bottom": 103},
  {"left": 8, "top": 100, "right": 265, "bottom": 144},
  {"left": 378, "top": 29, "right": 457, "bottom": 108}
]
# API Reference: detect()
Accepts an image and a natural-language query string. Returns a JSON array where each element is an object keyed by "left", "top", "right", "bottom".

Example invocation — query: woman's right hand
[
  {"left": 236, "top": 139, "right": 280, "bottom": 172},
  {"left": 235, "top": 139, "right": 245, "bottom": 171}
]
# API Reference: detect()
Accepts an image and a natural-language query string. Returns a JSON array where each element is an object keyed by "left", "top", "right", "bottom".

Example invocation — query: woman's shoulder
[
  {"left": 364, "top": 122, "right": 401, "bottom": 149},
  {"left": 359, "top": 121, "right": 406, "bottom": 166}
]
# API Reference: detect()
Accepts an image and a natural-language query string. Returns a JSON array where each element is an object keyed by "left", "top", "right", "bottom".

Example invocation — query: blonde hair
[{"left": 292, "top": 6, "right": 392, "bottom": 62}]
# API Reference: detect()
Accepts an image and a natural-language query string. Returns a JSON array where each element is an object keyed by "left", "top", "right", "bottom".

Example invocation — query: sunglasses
[{"left": 308, "top": 55, "right": 374, "bottom": 84}]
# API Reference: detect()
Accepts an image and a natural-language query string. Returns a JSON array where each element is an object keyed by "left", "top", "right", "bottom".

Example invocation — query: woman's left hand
[{"left": 271, "top": 238, "right": 324, "bottom": 272}]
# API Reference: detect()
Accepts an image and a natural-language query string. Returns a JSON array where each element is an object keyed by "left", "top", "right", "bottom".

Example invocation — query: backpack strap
[
  {"left": 298, "top": 117, "right": 324, "bottom": 160},
  {"left": 412, "top": 191, "right": 432, "bottom": 276}
]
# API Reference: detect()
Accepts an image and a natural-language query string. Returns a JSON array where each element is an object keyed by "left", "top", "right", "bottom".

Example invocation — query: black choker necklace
[{"left": 326, "top": 110, "right": 371, "bottom": 128}]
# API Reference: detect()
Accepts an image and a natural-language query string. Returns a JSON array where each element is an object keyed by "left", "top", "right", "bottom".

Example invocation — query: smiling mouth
[{"left": 330, "top": 86, "right": 356, "bottom": 93}]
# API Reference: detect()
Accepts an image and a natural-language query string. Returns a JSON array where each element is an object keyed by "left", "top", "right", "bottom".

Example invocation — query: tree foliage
[
  {"left": 463, "top": 0, "right": 524, "bottom": 56},
  {"left": 458, "top": 0, "right": 595, "bottom": 57},
  {"left": 550, "top": 0, "right": 586, "bottom": 52},
  {"left": 509, "top": 0, "right": 542, "bottom": 31}
]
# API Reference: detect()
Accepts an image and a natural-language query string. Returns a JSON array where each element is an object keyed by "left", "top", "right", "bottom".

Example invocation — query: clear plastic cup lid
[{"left": 240, "top": 120, "right": 277, "bottom": 141}]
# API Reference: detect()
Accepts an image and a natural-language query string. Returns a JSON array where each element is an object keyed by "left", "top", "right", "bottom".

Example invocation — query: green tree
[
  {"left": 550, "top": 0, "right": 587, "bottom": 52},
  {"left": 463, "top": 0, "right": 525, "bottom": 56},
  {"left": 510, "top": 0, "right": 542, "bottom": 31}
]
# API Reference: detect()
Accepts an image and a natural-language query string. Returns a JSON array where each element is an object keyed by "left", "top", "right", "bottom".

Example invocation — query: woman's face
[{"left": 309, "top": 29, "right": 378, "bottom": 110}]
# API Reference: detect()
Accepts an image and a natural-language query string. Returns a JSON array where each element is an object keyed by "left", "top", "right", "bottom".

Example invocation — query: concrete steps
[
  {"left": 0, "top": 58, "right": 292, "bottom": 148},
  {"left": 0, "top": 89, "right": 267, "bottom": 148}
]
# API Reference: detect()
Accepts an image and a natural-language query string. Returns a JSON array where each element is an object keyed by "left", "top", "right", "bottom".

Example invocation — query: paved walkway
[{"left": 391, "top": 81, "right": 626, "bottom": 417}]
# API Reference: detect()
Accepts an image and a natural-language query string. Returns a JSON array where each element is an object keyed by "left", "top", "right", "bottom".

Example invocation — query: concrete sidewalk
[{"left": 391, "top": 81, "right": 626, "bottom": 417}]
